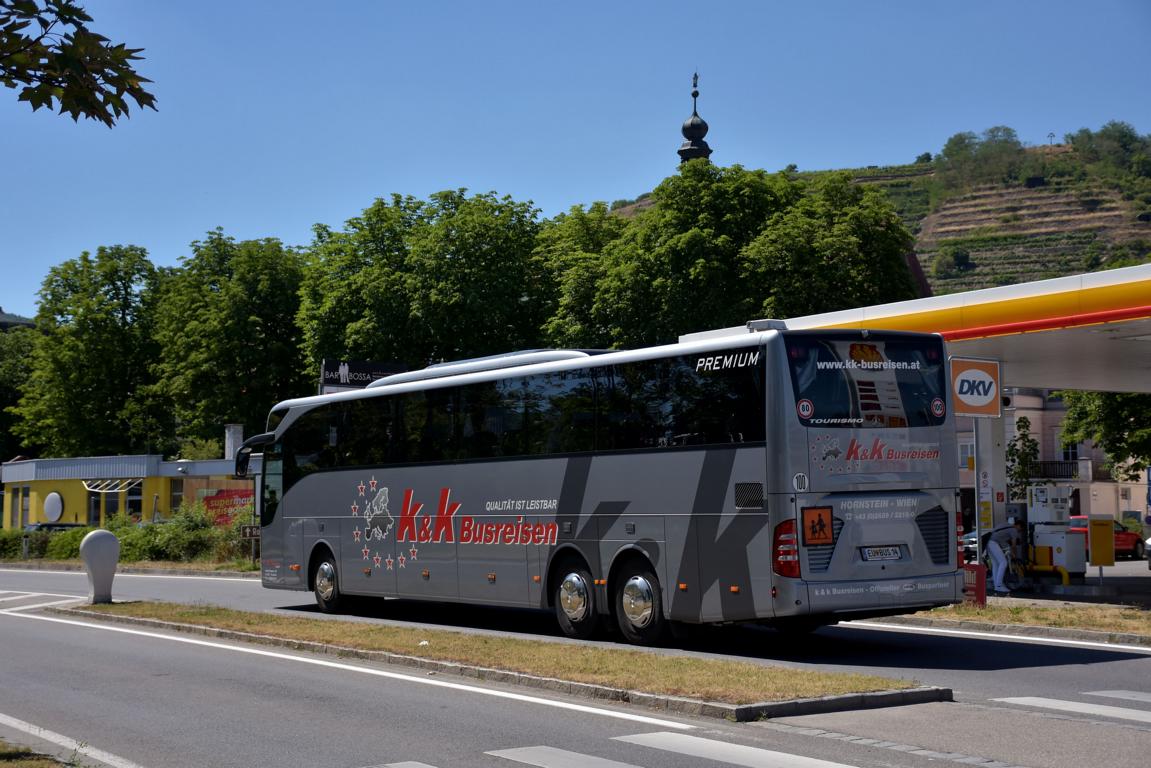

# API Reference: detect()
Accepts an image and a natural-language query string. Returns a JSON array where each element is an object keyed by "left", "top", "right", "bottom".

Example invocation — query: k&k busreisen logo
[{"left": 950, "top": 357, "right": 1001, "bottom": 417}]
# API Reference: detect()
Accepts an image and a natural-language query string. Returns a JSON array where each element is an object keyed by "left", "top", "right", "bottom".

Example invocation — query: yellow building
[{"left": 2, "top": 455, "right": 259, "bottom": 530}]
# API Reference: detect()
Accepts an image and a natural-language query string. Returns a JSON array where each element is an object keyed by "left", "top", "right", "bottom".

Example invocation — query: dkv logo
[{"left": 950, "top": 358, "right": 1001, "bottom": 416}]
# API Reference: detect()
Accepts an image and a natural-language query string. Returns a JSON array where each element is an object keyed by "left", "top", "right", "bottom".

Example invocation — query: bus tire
[
  {"left": 613, "top": 564, "right": 666, "bottom": 645},
  {"left": 313, "top": 552, "right": 342, "bottom": 613},
  {"left": 554, "top": 561, "right": 599, "bottom": 639}
]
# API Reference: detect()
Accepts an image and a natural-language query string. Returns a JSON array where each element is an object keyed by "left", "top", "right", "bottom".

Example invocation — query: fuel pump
[{"left": 1028, "top": 484, "right": 1085, "bottom": 581}]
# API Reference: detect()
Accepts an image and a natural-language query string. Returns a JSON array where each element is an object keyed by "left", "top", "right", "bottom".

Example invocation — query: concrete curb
[
  {"left": 1, "top": 561, "right": 259, "bottom": 578},
  {"left": 55, "top": 606, "right": 951, "bottom": 722},
  {"left": 874, "top": 614, "right": 1151, "bottom": 648}
]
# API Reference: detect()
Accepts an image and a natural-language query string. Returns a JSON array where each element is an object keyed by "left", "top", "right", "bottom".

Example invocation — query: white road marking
[
  {"left": 846, "top": 620, "right": 1151, "bottom": 654},
  {"left": 1084, "top": 689, "right": 1151, "bottom": 704},
  {"left": 2, "top": 610, "right": 694, "bottom": 731},
  {"left": 0, "top": 711, "right": 148, "bottom": 768},
  {"left": 0, "top": 591, "right": 79, "bottom": 602},
  {"left": 993, "top": 696, "right": 1151, "bottom": 724},
  {"left": 488, "top": 745, "right": 642, "bottom": 767},
  {"left": 615, "top": 731, "right": 862, "bottom": 767},
  {"left": 1, "top": 598, "right": 82, "bottom": 612},
  {"left": 0, "top": 567, "right": 257, "bottom": 583}
]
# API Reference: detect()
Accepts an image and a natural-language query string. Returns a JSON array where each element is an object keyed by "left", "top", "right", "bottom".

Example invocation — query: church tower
[{"left": 677, "top": 72, "right": 713, "bottom": 163}]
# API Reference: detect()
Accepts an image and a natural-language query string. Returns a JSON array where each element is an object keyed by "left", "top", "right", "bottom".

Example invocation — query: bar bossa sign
[{"left": 949, "top": 357, "right": 1001, "bottom": 418}]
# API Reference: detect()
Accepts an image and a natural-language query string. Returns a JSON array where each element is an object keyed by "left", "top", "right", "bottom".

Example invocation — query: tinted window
[
  {"left": 602, "top": 350, "right": 765, "bottom": 450},
  {"left": 279, "top": 347, "right": 766, "bottom": 472},
  {"left": 786, "top": 334, "right": 947, "bottom": 429}
]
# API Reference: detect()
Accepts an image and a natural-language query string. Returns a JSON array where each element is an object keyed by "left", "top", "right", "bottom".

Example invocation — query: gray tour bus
[{"left": 235, "top": 324, "right": 963, "bottom": 645}]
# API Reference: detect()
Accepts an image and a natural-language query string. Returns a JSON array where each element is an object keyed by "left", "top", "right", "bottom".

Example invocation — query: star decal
[
  {"left": 369, "top": 476, "right": 378, "bottom": 491},
  {"left": 357, "top": 481, "right": 366, "bottom": 497},
  {"left": 353, "top": 527, "right": 362, "bottom": 543},
  {"left": 408, "top": 547, "right": 419, "bottom": 561},
  {"left": 372, "top": 552, "right": 382, "bottom": 569},
  {"left": 350, "top": 501, "right": 360, "bottom": 516},
  {"left": 362, "top": 546, "right": 371, "bottom": 560},
  {"left": 397, "top": 554, "right": 407, "bottom": 568},
  {"left": 385, "top": 555, "right": 394, "bottom": 571}
]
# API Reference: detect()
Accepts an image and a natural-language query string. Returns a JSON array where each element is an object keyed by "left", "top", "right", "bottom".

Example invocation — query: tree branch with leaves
[{"left": 1, "top": 0, "right": 155, "bottom": 126}]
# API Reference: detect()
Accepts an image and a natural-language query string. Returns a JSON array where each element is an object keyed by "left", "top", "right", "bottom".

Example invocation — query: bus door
[{"left": 259, "top": 440, "right": 301, "bottom": 588}]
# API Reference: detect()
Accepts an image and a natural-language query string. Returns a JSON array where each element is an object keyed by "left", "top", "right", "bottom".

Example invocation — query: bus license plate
[{"left": 862, "top": 546, "right": 901, "bottom": 561}]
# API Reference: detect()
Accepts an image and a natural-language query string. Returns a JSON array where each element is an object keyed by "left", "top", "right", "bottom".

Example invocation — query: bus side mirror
[{"left": 235, "top": 432, "right": 274, "bottom": 478}]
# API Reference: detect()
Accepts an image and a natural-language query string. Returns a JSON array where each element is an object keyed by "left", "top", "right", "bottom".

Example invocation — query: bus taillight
[
  {"left": 956, "top": 507, "right": 964, "bottom": 565},
  {"left": 773, "top": 519, "right": 801, "bottom": 578}
]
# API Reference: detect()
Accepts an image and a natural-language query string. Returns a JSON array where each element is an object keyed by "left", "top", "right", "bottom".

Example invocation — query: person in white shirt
[{"left": 987, "top": 520, "right": 1024, "bottom": 595}]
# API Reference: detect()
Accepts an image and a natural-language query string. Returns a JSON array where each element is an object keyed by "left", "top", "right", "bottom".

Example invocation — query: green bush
[
  {"left": 117, "top": 524, "right": 164, "bottom": 562},
  {"left": 43, "top": 527, "right": 92, "bottom": 559},
  {"left": 0, "top": 529, "right": 29, "bottom": 558}
]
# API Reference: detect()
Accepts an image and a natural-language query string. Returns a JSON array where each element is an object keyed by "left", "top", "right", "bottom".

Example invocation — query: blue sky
[{"left": 2, "top": 0, "right": 1149, "bottom": 319}]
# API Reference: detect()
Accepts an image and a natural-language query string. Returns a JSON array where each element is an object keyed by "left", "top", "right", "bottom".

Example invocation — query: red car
[{"left": 1068, "top": 516, "right": 1146, "bottom": 560}]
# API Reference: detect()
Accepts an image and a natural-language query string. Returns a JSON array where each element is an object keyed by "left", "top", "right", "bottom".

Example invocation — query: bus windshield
[{"left": 785, "top": 334, "right": 946, "bottom": 429}]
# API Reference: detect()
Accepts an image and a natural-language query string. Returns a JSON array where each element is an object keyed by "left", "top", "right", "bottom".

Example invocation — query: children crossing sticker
[{"left": 802, "top": 506, "right": 834, "bottom": 546}]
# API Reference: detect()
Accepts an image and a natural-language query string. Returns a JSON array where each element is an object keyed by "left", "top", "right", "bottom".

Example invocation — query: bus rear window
[{"left": 785, "top": 335, "right": 946, "bottom": 429}]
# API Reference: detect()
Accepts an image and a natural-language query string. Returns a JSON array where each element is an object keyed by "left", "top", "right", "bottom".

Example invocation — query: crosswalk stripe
[
  {"left": 615, "top": 731, "right": 861, "bottom": 768},
  {"left": 488, "top": 746, "right": 642, "bottom": 767},
  {"left": 1, "top": 598, "right": 82, "bottom": 613},
  {"left": 1084, "top": 689, "right": 1151, "bottom": 704},
  {"left": 0, "top": 590, "right": 79, "bottom": 601},
  {"left": 993, "top": 696, "right": 1151, "bottom": 724}
]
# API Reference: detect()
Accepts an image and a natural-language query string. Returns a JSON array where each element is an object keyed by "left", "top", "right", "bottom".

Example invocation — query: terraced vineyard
[
  {"left": 914, "top": 181, "right": 1149, "bottom": 293},
  {"left": 836, "top": 158, "right": 1151, "bottom": 295}
]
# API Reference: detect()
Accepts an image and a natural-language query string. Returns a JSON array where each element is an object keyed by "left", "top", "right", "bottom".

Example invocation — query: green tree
[
  {"left": 405, "top": 190, "right": 544, "bottom": 362},
  {"left": 932, "top": 245, "right": 974, "bottom": 279},
  {"left": 151, "top": 230, "right": 310, "bottom": 445},
  {"left": 1061, "top": 390, "right": 1151, "bottom": 481},
  {"left": 299, "top": 190, "right": 545, "bottom": 371},
  {"left": 588, "top": 160, "right": 802, "bottom": 347},
  {"left": 12, "top": 245, "right": 159, "bottom": 455},
  {"left": 1, "top": 0, "right": 156, "bottom": 126},
  {"left": 740, "top": 173, "right": 917, "bottom": 321},
  {"left": 0, "top": 325, "right": 34, "bottom": 459},
  {"left": 298, "top": 194, "right": 423, "bottom": 370},
  {"left": 936, "top": 131, "right": 979, "bottom": 188},
  {"left": 537, "top": 201, "right": 627, "bottom": 347},
  {"left": 1005, "top": 416, "right": 1041, "bottom": 501}
]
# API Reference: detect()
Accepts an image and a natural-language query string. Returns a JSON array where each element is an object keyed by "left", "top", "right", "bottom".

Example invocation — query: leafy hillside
[
  {"left": 843, "top": 124, "right": 1151, "bottom": 295},
  {"left": 614, "top": 122, "right": 1151, "bottom": 297}
]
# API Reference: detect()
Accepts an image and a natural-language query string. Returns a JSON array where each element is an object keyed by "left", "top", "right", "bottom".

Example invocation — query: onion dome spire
[{"left": 677, "top": 72, "right": 713, "bottom": 163}]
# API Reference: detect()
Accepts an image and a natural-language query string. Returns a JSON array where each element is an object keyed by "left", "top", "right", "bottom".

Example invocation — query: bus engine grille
[{"left": 915, "top": 505, "right": 951, "bottom": 565}]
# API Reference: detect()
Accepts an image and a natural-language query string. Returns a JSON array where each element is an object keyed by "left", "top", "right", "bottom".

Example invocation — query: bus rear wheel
[
  {"left": 554, "top": 561, "right": 599, "bottom": 639},
  {"left": 613, "top": 564, "right": 665, "bottom": 645},
  {"left": 313, "top": 553, "right": 342, "bottom": 613}
]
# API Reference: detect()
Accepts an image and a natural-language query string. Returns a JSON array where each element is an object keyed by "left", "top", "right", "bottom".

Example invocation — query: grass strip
[
  {"left": 79, "top": 602, "right": 913, "bottom": 705},
  {"left": 0, "top": 740, "right": 67, "bottom": 767},
  {"left": 924, "top": 602, "right": 1151, "bottom": 635}
]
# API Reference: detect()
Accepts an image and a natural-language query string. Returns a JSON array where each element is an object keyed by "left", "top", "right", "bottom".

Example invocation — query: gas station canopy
[{"left": 782, "top": 263, "right": 1151, "bottom": 393}]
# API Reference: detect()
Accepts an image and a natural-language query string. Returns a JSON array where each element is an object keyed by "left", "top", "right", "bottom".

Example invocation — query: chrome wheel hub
[
  {"left": 315, "top": 561, "right": 336, "bottom": 601},
  {"left": 620, "top": 575, "right": 654, "bottom": 628},
  {"left": 558, "top": 572, "right": 590, "bottom": 622}
]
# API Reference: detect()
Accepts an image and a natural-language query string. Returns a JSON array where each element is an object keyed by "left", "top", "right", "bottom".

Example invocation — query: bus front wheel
[
  {"left": 613, "top": 564, "right": 666, "bottom": 645},
  {"left": 554, "top": 562, "right": 599, "bottom": 639},
  {"left": 313, "top": 553, "right": 342, "bottom": 613}
]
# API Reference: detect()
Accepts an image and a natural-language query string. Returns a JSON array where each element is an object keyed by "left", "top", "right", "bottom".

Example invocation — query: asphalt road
[
  {"left": 0, "top": 594, "right": 983, "bottom": 768},
  {"left": 3, "top": 564, "right": 1150, "bottom": 768}
]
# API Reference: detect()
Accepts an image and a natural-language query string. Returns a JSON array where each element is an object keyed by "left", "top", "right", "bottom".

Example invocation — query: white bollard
[{"left": 79, "top": 530, "right": 120, "bottom": 604}]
